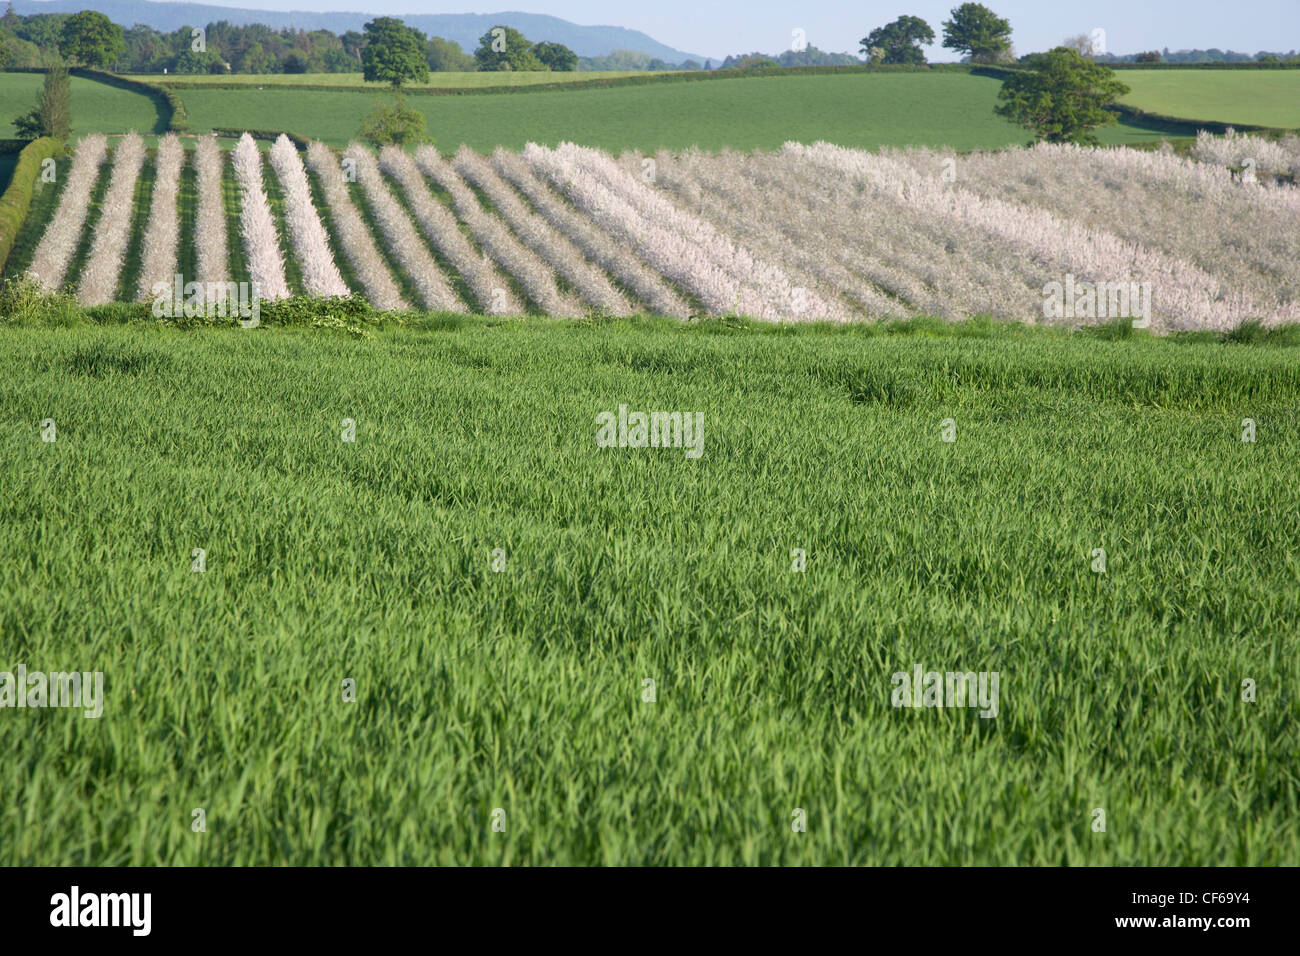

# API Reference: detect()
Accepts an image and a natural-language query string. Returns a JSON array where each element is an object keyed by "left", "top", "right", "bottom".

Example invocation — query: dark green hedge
[
  {"left": 1108, "top": 103, "right": 1293, "bottom": 136},
  {"left": 73, "top": 68, "right": 189, "bottom": 132},
  {"left": 0, "top": 137, "right": 62, "bottom": 274}
]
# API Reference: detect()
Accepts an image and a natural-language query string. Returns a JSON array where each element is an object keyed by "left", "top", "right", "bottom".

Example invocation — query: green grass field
[
  {"left": 1119, "top": 70, "right": 1300, "bottom": 129},
  {"left": 0, "top": 73, "right": 163, "bottom": 138},
  {"left": 135, "top": 70, "right": 651, "bottom": 88},
  {"left": 175, "top": 72, "right": 1167, "bottom": 152},
  {"left": 1, "top": 316, "right": 1296, "bottom": 865},
  {"left": 2, "top": 68, "right": 1293, "bottom": 155}
]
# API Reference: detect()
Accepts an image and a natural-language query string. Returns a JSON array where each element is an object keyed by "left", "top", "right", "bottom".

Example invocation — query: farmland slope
[{"left": 175, "top": 73, "right": 1169, "bottom": 152}]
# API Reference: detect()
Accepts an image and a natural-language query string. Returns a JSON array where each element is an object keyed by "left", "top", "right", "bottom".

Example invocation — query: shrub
[
  {"left": 357, "top": 94, "right": 429, "bottom": 148},
  {"left": 0, "top": 274, "right": 82, "bottom": 326}
]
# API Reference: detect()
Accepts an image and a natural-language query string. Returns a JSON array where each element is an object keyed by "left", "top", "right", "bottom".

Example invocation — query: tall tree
[
  {"left": 532, "top": 40, "right": 577, "bottom": 72},
  {"left": 859, "top": 16, "right": 934, "bottom": 66},
  {"left": 426, "top": 36, "right": 474, "bottom": 72},
  {"left": 40, "top": 66, "right": 70, "bottom": 137},
  {"left": 58, "top": 10, "right": 124, "bottom": 68},
  {"left": 361, "top": 17, "right": 428, "bottom": 88},
  {"left": 994, "top": 47, "right": 1130, "bottom": 145},
  {"left": 13, "top": 65, "right": 70, "bottom": 139},
  {"left": 942, "top": 3, "right": 1013, "bottom": 64},
  {"left": 474, "top": 25, "right": 544, "bottom": 72}
]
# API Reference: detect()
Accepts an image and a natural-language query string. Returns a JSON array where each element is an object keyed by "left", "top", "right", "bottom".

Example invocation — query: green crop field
[
  {"left": 0, "top": 73, "right": 163, "bottom": 138},
  {"left": 137, "top": 70, "right": 651, "bottom": 88},
  {"left": 176, "top": 72, "right": 1168, "bottom": 151},
  {"left": 0, "top": 315, "right": 1297, "bottom": 865},
  {"left": 1119, "top": 69, "right": 1300, "bottom": 129}
]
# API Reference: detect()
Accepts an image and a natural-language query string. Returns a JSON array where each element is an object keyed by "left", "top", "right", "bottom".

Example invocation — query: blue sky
[{"left": 192, "top": 1, "right": 1300, "bottom": 61}]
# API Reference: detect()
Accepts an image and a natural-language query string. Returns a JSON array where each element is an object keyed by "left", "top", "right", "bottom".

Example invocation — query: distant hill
[{"left": 8, "top": 0, "right": 713, "bottom": 64}]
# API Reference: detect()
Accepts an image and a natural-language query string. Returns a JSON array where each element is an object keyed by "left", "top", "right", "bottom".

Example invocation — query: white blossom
[
  {"left": 79, "top": 132, "right": 147, "bottom": 305},
  {"left": 27, "top": 134, "right": 108, "bottom": 293},
  {"left": 268, "top": 134, "right": 348, "bottom": 298}
]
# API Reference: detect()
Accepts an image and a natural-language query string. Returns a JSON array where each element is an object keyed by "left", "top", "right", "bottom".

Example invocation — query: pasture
[
  {"left": 172, "top": 73, "right": 1169, "bottom": 151},
  {"left": 1119, "top": 69, "right": 1300, "bottom": 129}
]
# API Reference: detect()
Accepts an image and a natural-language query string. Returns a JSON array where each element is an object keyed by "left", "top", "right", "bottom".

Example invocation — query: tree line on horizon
[
  {"left": 858, "top": 3, "right": 1299, "bottom": 67},
  {"left": 0, "top": 6, "right": 608, "bottom": 76},
  {"left": 2, "top": 2, "right": 1293, "bottom": 78}
]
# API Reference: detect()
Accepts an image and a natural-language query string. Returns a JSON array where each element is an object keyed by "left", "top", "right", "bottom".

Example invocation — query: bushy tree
[
  {"left": 11, "top": 108, "right": 42, "bottom": 140},
  {"left": 859, "top": 16, "right": 934, "bottom": 65},
  {"left": 995, "top": 47, "right": 1130, "bottom": 145},
  {"left": 474, "top": 25, "right": 544, "bottom": 72},
  {"left": 281, "top": 49, "right": 309, "bottom": 73},
  {"left": 531, "top": 40, "right": 577, "bottom": 71},
  {"left": 58, "top": 10, "right": 124, "bottom": 68},
  {"left": 357, "top": 94, "right": 428, "bottom": 147},
  {"left": 361, "top": 17, "right": 428, "bottom": 88},
  {"left": 942, "top": 3, "right": 1012, "bottom": 64},
  {"left": 773, "top": 46, "right": 860, "bottom": 67},
  {"left": 17, "top": 13, "right": 67, "bottom": 53},
  {"left": 426, "top": 36, "right": 474, "bottom": 72},
  {"left": 236, "top": 41, "right": 273, "bottom": 74},
  {"left": 578, "top": 48, "right": 652, "bottom": 71},
  {"left": 318, "top": 47, "right": 357, "bottom": 72},
  {"left": 122, "top": 23, "right": 165, "bottom": 70},
  {"left": 340, "top": 30, "right": 366, "bottom": 62},
  {"left": 173, "top": 48, "right": 226, "bottom": 74}
]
